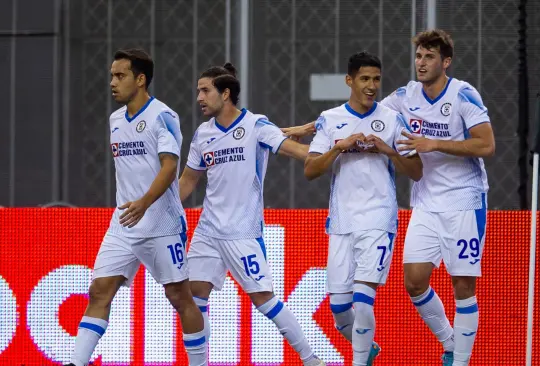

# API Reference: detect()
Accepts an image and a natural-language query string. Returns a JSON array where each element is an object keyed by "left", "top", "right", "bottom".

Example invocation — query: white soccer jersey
[
  {"left": 107, "top": 97, "right": 185, "bottom": 238},
  {"left": 309, "top": 102, "right": 411, "bottom": 235},
  {"left": 381, "top": 78, "right": 490, "bottom": 212},
  {"left": 186, "top": 108, "right": 287, "bottom": 239}
]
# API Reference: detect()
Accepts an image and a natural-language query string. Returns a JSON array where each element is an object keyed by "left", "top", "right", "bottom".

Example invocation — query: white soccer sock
[
  {"left": 183, "top": 329, "right": 208, "bottom": 366},
  {"left": 193, "top": 296, "right": 210, "bottom": 341},
  {"left": 453, "top": 296, "right": 479, "bottom": 366},
  {"left": 352, "top": 284, "right": 376, "bottom": 366},
  {"left": 411, "top": 287, "right": 455, "bottom": 352},
  {"left": 257, "top": 296, "right": 315, "bottom": 363},
  {"left": 70, "top": 316, "right": 108, "bottom": 366},
  {"left": 330, "top": 293, "right": 354, "bottom": 342}
]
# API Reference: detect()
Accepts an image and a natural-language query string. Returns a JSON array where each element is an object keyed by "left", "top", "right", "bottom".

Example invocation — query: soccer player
[
  {"left": 66, "top": 49, "right": 207, "bottom": 366},
  {"left": 284, "top": 30, "right": 495, "bottom": 366},
  {"left": 304, "top": 51, "right": 423, "bottom": 366},
  {"left": 381, "top": 29, "right": 494, "bottom": 366},
  {"left": 178, "top": 63, "right": 325, "bottom": 366}
]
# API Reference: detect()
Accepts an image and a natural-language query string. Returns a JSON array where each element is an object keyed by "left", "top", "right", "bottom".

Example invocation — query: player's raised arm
[
  {"left": 254, "top": 118, "right": 309, "bottom": 161},
  {"left": 397, "top": 123, "right": 495, "bottom": 158},
  {"left": 280, "top": 121, "right": 316, "bottom": 140},
  {"left": 304, "top": 131, "right": 368, "bottom": 181},
  {"left": 396, "top": 86, "right": 495, "bottom": 158},
  {"left": 364, "top": 134, "right": 423, "bottom": 182},
  {"left": 276, "top": 139, "right": 309, "bottom": 161},
  {"left": 366, "top": 113, "right": 423, "bottom": 181}
]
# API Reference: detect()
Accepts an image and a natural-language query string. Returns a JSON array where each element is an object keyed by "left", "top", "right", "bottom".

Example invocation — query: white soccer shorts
[
  {"left": 187, "top": 232, "right": 273, "bottom": 293},
  {"left": 93, "top": 230, "right": 189, "bottom": 287},
  {"left": 326, "top": 229, "right": 396, "bottom": 293},
  {"left": 403, "top": 204, "right": 487, "bottom": 277}
]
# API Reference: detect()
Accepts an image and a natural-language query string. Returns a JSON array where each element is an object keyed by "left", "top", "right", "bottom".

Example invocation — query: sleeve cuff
[
  {"left": 186, "top": 162, "right": 207, "bottom": 171},
  {"left": 272, "top": 137, "right": 288, "bottom": 154},
  {"left": 466, "top": 120, "right": 491, "bottom": 130},
  {"left": 157, "top": 150, "right": 180, "bottom": 158},
  {"left": 308, "top": 146, "right": 328, "bottom": 155}
]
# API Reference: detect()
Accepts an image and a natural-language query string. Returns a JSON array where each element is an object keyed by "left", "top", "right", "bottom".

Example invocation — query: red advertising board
[{"left": 0, "top": 209, "right": 539, "bottom": 365}]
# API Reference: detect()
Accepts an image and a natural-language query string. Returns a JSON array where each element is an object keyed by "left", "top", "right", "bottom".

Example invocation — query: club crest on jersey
[
  {"left": 203, "top": 152, "right": 215, "bottom": 167},
  {"left": 136, "top": 120, "right": 146, "bottom": 133},
  {"left": 233, "top": 127, "right": 245, "bottom": 140},
  {"left": 371, "top": 120, "right": 385, "bottom": 132},
  {"left": 111, "top": 143, "right": 119, "bottom": 157},
  {"left": 409, "top": 119, "right": 423, "bottom": 133},
  {"left": 440, "top": 103, "right": 452, "bottom": 116}
]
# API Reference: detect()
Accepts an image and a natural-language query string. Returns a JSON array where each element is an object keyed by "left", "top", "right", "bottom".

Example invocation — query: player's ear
[
  {"left": 222, "top": 88, "right": 231, "bottom": 102},
  {"left": 137, "top": 73, "right": 146, "bottom": 88},
  {"left": 443, "top": 57, "right": 452, "bottom": 70},
  {"left": 345, "top": 74, "right": 353, "bottom": 88}
]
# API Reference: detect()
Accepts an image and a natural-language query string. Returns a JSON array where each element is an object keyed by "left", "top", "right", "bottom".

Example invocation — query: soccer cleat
[
  {"left": 367, "top": 342, "right": 381, "bottom": 365},
  {"left": 441, "top": 351, "right": 454, "bottom": 366}
]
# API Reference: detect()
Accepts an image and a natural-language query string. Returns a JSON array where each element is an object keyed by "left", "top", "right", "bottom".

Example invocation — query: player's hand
[
  {"left": 365, "top": 134, "right": 397, "bottom": 156},
  {"left": 281, "top": 122, "right": 316, "bottom": 141},
  {"left": 335, "top": 133, "right": 368, "bottom": 152},
  {"left": 118, "top": 198, "right": 151, "bottom": 228},
  {"left": 397, "top": 131, "right": 438, "bottom": 153}
]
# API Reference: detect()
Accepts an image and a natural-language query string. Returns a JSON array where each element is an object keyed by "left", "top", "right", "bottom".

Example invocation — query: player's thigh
[
  {"left": 326, "top": 233, "right": 355, "bottom": 293},
  {"left": 439, "top": 207, "right": 487, "bottom": 277},
  {"left": 403, "top": 208, "right": 443, "bottom": 267},
  {"left": 93, "top": 232, "right": 141, "bottom": 287},
  {"left": 219, "top": 237, "right": 273, "bottom": 294},
  {"left": 353, "top": 230, "right": 396, "bottom": 285},
  {"left": 132, "top": 234, "right": 189, "bottom": 286},
  {"left": 187, "top": 232, "right": 228, "bottom": 290}
]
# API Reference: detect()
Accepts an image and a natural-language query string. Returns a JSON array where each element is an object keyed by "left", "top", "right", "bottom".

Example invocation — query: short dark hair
[
  {"left": 347, "top": 51, "right": 382, "bottom": 77},
  {"left": 413, "top": 29, "right": 454, "bottom": 59},
  {"left": 200, "top": 62, "right": 240, "bottom": 105},
  {"left": 114, "top": 48, "right": 154, "bottom": 88}
]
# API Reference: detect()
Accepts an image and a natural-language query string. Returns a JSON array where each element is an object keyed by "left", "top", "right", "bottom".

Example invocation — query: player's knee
[
  {"left": 404, "top": 275, "right": 430, "bottom": 297},
  {"left": 452, "top": 276, "right": 476, "bottom": 299},
  {"left": 249, "top": 291, "right": 275, "bottom": 308},
  {"left": 190, "top": 281, "right": 213, "bottom": 300},
  {"left": 404, "top": 264, "right": 432, "bottom": 297},
  {"left": 164, "top": 281, "right": 192, "bottom": 309},
  {"left": 88, "top": 279, "right": 118, "bottom": 307}
]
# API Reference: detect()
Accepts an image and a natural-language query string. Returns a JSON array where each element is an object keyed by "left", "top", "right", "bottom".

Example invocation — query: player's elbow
[
  {"left": 411, "top": 170, "right": 423, "bottom": 182},
  {"left": 484, "top": 142, "right": 495, "bottom": 157},
  {"left": 304, "top": 170, "right": 317, "bottom": 181},
  {"left": 304, "top": 163, "right": 321, "bottom": 181}
]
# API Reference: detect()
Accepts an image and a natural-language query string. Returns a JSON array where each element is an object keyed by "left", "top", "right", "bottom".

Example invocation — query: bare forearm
[
  {"left": 389, "top": 154, "right": 423, "bottom": 181},
  {"left": 282, "top": 144, "right": 309, "bottom": 161},
  {"left": 142, "top": 166, "right": 177, "bottom": 206},
  {"left": 435, "top": 138, "right": 494, "bottom": 157},
  {"left": 304, "top": 147, "right": 341, "bottom": 180},
  {"left": 179, "top": 176, "right": 197, "bottom": 202}
]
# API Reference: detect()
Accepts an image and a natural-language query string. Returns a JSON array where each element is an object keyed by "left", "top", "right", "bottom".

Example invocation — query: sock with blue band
[
  {"left": 70, "top": 316, "right": 108, "bottom": 366},
  {"left": 330, "top": 293, "right": 354, "bottom": 342},
  {"left": 352, "top": 283, "right": 376, "bottom": 366},
  {"left": 258, "top": 296, "right": 317, "bottom": 364},
  {"left": 183, "top": 329, "right": 207, "bottom": 366},
  {"left": 193, "top": 296, "right": 210, "bottom": 341},
  {"left": 411, "top": 286, "right": 454, "bottom": 352},
  {"left": 453, "top": 296, "right": 479, "bottom": 366}
]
